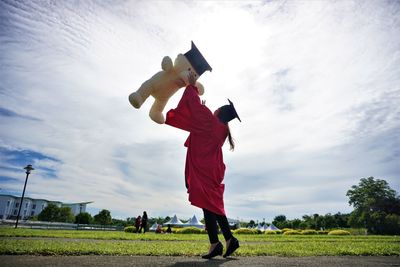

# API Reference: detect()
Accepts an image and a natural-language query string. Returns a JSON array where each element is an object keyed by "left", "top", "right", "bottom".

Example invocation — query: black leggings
[
  {"left": 203, "top": 208, "right": 233, "bottom": 244},
  {"left": 138, "top": 222, "right": 147, "bottom": 233}
]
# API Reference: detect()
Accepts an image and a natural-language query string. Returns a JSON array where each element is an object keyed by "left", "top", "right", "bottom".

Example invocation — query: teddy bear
[{"left": 128, "top": 41, "right": 212, "bottom": 124}]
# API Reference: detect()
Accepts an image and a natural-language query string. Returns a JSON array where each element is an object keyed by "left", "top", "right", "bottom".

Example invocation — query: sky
[{"left": 0, "top": 0, "right": 399, "bottom": 223}]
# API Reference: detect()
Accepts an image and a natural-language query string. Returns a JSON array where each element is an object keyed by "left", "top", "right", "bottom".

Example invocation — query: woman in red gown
[{"left": 165, "top": 73, "right": 241, "bottom": 259}]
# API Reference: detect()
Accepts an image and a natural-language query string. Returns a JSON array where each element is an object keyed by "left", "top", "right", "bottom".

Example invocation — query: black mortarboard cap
[
  {"left": 184, "top": 41, "right": 212, "bottom": 76},
  {"left": 218, "top": 99, "right": 241, "bottom": 123}
]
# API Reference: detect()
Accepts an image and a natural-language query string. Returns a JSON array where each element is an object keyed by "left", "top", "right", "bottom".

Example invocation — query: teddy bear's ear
[
  {"left": 161, "top": 56, "right": 173, "bottom": 72},
  {"left": 184, "top": 41, "right": 212, "bottom": 77}
]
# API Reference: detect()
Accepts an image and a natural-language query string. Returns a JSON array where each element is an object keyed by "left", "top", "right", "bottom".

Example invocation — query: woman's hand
[{"left": 188, "top": 72, "right": 197, "bottom": 86}]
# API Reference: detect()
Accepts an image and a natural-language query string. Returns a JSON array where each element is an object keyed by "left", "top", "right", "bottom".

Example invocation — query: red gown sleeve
[{"left": 165, "top": 85, "right": 213, "bottom": 134}]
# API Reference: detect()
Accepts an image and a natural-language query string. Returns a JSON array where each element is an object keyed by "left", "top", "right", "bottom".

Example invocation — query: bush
[
  {"left": 345, "top": 228, "right": 367, "bottom": 235},
  {"left": 75, "top": 212, "right": 93, "bottom": 224},
  {"left": 328, "top": 230, "right": 351, "bottom": 235},
  {"left": 301, "top": 230, "right": 317, "bottom": 235},
  {"left": 233, "top": 228, "right": 259, "bottom": 235},
  {"left": 176, "top": 227, "right": 203, "bottom": 234},
  {"left": 281, "top": 228, "right": 294, "bottom": 233},
  {"left": 161, "top": 227, "right": 179, "bottom": 234},
  {"left": 124, "top": 226, "right": 137, "bottom": 233},
  {"left": 317, "top": 230, "right": 329, "bottom": 235},
  {"left": 264, "top": 230, "right": 278, "bottom": 235},
  {"left": 283, "top": 230, "right": 301, "bottom": 235}
]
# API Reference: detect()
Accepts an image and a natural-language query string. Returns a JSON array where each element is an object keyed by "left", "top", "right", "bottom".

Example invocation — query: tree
[
  {"left": 93, "top": 209, "right": 112, "bottom": 225},
  {"left": 112, "top": 218, "right": 129, "bottom": 227},
  {"left": 273, "top": 215, "right": 288, "bottom": 229},
  {"left": 273, "top": 215, "right": 286, "bottom": 224},
  {"left": 347, "top": 177, "right": 397, "bottom": 210},
  {"left": 38, "top": 203, "right": 75, "bottom": 223},
  {"left": 58, "top": 207, "right": 75, "bottom": 223},
  {"left": 333, "top": 212, "right": 349, "bottom": 228},
  {"left": 314, "top": 214, "right": 324, "bottom": 230},
  {"left": 347, "top": 177, "right": 400, "bottom": 234},
  {"left": 248, "top": 220, "right": 255, "bottom": 228},
  {"left": 148, "top": 216, "right": 167, "bottom": 226},
  {"left": 38, "top": 203, "right": 60, "bottom": 222},
  {"left": 299, "top": 221, "right": 308, "bottom": 229},
  {"left": 290, "top": 218, "right": 302, "bottom": 229},
  {"left": 75, "top": 212, "right": 93, "bottom": 224},
  {"left": 323, "top": 213, "right": 336, "bottom": 229},
  {"left": 384, "top": 214, "right": 400, "bottom": 235},
  {"left": 302, "top": 215, "right": 314, "bottom": 229},
  {"left": 126, "top": 217, "right": 135, "bottom": 225}
]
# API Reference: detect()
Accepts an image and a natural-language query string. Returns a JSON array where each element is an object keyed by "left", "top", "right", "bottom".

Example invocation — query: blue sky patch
[
  {"left": 0, "top": 147, "right": 61, "bottom": 180},
  {"left": 0, "top": 107, "right": 41, "bottom": 121}
]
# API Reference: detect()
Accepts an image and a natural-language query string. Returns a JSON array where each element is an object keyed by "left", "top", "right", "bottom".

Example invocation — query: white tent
[
  {"left": 149, "top": 222, "right": 159, "bottom": 231},
  {"left": 257, "top": 223, "right": 264, "bottom": 231},
  {"left": 183, "top": 215, "right": 204, "bottom": 229},
  {"left": 266, "top": 223, "right": 280, "bottom": 231},
  {"left": 163, "top": 214, "right": 184, "bottom": 226}
]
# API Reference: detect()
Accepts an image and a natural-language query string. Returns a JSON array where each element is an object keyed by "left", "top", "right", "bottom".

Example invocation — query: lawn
[{"left": 0, "top": 228, "right": 399, "bottom": 256}]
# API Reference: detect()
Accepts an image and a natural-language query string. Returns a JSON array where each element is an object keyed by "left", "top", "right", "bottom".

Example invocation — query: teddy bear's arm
[
  {"left": 149, "top": 98, "right": 168, "bottom": 124},
  {"left": 161, "top": 56, "right": 173, "bottom": 72},
  {"left": 195, "top": 81, "right": 204, "bottom": 95}
]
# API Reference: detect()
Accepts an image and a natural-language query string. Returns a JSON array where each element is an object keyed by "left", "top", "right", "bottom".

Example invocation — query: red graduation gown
[{"left": 165, "top": 85, "right": 228, "bottom": 216}]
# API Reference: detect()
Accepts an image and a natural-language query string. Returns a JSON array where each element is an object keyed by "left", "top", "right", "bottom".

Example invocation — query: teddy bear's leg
[
  {"left": 128, "top": 92, "right": 143, "bottom": 109},
  {"left": 149, "top": 99, "right": 167, "bottom": 124},
  {"left": 129, "top": 80, "right": 152, "bottom": 109}
]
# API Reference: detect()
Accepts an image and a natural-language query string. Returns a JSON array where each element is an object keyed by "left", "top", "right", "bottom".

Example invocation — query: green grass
[
  {"left": 0, "top": 228, "right": 208, "bottom": 241},
  {"left": 0, "top": 228, "right": 399, "bottom": 256}
]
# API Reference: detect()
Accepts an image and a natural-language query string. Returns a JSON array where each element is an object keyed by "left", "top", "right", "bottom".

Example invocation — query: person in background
[
  {"left": 155, "top": 224, "right": 163, "bottom": 234},
  {"left": 134, "top": 215, "right": 141, "bottom": 233},
  {"left": 138, "top": 211, "right": 148, "bottom": 233},
  {"left": 166, "top": 224, "right": 172, "bottom": 234}
]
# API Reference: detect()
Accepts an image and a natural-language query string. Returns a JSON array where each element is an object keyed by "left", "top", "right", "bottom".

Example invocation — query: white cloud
[{"left": 0, "top": 0, "right": 399, "bottom": 222}]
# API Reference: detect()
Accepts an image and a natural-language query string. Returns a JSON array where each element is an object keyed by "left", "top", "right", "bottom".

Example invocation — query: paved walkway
[{"left": 1, "top": 255, "right": 399, "bottom": 267}]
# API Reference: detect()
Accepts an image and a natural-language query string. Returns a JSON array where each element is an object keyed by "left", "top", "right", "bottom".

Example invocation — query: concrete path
[{"left": 1, "top": 255, "right": 399, "bottom": 267}]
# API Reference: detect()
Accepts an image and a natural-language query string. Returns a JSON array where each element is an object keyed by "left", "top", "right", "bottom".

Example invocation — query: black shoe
[
  {"left": 223, "top": 237, "right": 239, "bottom": 258},
  {"left": 202, "top": 242, "right": 223, "bottom": 259}
]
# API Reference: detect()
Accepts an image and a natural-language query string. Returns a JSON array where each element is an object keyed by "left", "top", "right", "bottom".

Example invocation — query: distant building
[{"left": 0, "top": 194, "right": 92, "bottom": 220}]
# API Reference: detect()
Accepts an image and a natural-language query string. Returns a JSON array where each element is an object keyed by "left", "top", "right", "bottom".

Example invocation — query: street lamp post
[{"left": 15, "top": 164, "right": 34, "bottom": 228}]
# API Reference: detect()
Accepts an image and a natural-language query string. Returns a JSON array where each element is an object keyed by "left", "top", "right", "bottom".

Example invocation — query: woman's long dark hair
[
  {"left": 227, "top": 124, "right": 235, "bottom": 151},
  {"left": 217, "top": 110, "right": 235, "bottom": 151}
]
